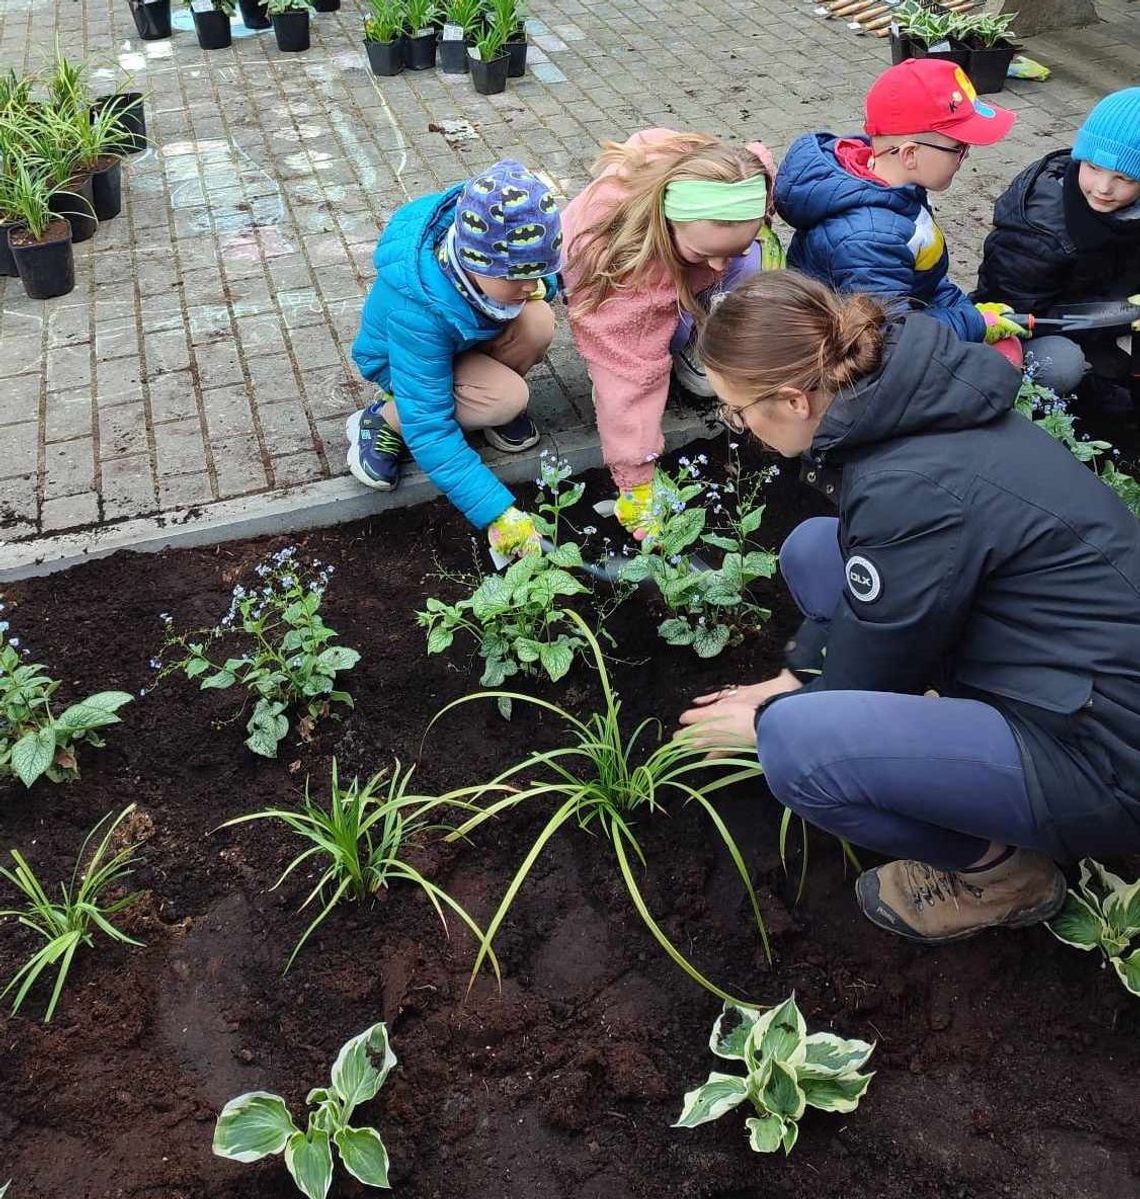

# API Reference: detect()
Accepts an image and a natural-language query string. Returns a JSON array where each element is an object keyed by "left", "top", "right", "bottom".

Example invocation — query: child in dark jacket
[
  {"left": 975, "top": 88, "right": 1140, "bottom": 410},
  {"left": 349, "top": 160, "right": 562, "bottom": 559},
  {"left": 776, "top": 60, "right": 1021, "bottom": 351}
]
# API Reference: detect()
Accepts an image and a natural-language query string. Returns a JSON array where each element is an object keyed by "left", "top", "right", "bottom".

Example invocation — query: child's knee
[
  {"left": 522, "top": 299, "right": 556, "bottom": 353},
  {"left": 500, "top": 371, "right": 530, "bottom": 418}
]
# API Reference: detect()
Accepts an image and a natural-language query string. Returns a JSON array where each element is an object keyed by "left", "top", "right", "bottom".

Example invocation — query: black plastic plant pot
[
  {"left": 889, "top": 30, "right": 921, "bottom": 64},
  {"left": 404, "top": 29, "right": 437, "bottom": 70},
  {"left": 193, "top": 8, "right": 233, "bottom": 48},
  {"left": 272, "top": 10, "right": 310, "bottom": 50},
  {"left": 437, "top": 33, "right": 469, "bottom": 73},
  {"left": 469, "top": 48, "right": 508, "bottom": 94},
  {"left": 237, "top": 0, "right": 271, "bottom": 26},
  {"left": 366, "top": 37, "right": 405, "bottom": 76},
  {"left": 130, "top": 0, "right": 172, "bottom": 39},
  {"left": 312, "top": 0, "right": 340, "bottom": 9},
  {"left": 0, "top": 222, "right": 18, "bottom": 278},
  {"left": 967, "top": 42, "right": 1019, "bottom": 93},
  {"left": 10, "top": 220, "right": 75, "bottom": 300},
  {"left": 91, "top": 93, "right": 147, "bottom": 154},
  {"left": 91, "top": 158, "right": 123, "bottom": 221},
  {"left": 49, "top": 176, "right": 97, "bottom": 244},
  {"left": 505, "top": 34, "right": 526, "bottom": 77}
]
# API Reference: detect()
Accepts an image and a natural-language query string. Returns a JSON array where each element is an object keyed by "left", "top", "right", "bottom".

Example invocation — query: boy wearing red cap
[{"left": 776, "top": 60, "right": 1021, "bottom": 347}]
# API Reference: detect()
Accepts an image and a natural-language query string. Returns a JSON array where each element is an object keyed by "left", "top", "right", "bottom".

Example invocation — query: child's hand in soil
[
  {"left": 488, "top": 505, "right": 541, "bottom": 558},
  {"left": 676, "top": 671, "right": 803, "bottom": 757},
  {"left": 614, "top": 481, "right": 661, "bottom": 543}
]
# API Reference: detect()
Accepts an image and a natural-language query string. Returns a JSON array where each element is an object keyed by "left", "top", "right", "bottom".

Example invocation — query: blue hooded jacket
[
  {"left": 351, "top": 185, "right": 515, "bottom": 530},
  {"left": 775, "top": 133, "right": 985, "bottom": 343}
]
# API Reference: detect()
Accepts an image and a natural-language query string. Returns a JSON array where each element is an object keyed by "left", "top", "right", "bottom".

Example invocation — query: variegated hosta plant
[
  {"left": 675, "top": 996, "right": 875, "bottom": 1155},
  {"left": 213, "top": 1023, "right": 396, "bottom": 1197},
  {"left": 1047, "top": 859, "right": 1140, "bottom": 997}
]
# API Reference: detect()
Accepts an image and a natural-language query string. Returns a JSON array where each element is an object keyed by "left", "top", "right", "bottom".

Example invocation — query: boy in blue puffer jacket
[
  {"left": 349, "top": 160, "right": 562, "bottom": 559},
  {"left": 775, "top": 60, "right": 1023, "bottom": 356}
]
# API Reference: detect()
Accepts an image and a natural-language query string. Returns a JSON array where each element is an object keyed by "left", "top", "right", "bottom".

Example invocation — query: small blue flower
[
  {"left": 9, "top": 637, "right": 18, "bottom": 648},
  {"left": 139, "top": 687, "right": 148, "bottom": 697},
  {"left": 148, "top": 657, "right": 162, "bottom": 670}
]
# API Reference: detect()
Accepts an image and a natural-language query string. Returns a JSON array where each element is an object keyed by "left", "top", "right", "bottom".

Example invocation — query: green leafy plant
[
  {"left": 402, "top": 0, "right": 438, "bottom": 32},
  {"left": 159, "top": 547, "right": 359, "bottom": 758},
  {"left": 184, "top": 0, "right": 236, "bottom": 11},
  {"left": 443, "top": 0, "right": 482, "bottom": 32},
  {"left": 44, "top": 44, "right": 88, "bottom": 116},
  {"left": 363, "top": 0, "right": 406, "bottom": 41},
  {"left": 482, "top": 0, "right": 525, "bottom": 36},
  {"left": 472, "top": 17, "right": 507, "bottom": 59},
  {"left": 0, "top": 67, "right": 34, "bottom": 118},
  {"left": 1047, "top": 859, "right": 1139, "bottom": 997},
  {"left": 0, "top": 806, "right": 145, "bottom": 1023},
  {"left": 219, "top": 759, "right": 496, "bottom": 974},
  {"left": 953, "top": 10, "right": 1018, "bottom": 46},
  {"left": 620, "top": 454, "right": 778, "bottom": 657},
  {"left": 265, "top": 0, "right": 315, "bottom": 13},
  {"left": 893, "top": 0, "right": 959, "bottom": 46},
  {"left": 675, "top": 996, "right": 875, "bottom": 1154},
  {"left": 434, "top": 609, "right": 770, "bottom": 1003},
  {"left": 0, "top": 621, "right": 133, "bottom": 788},
  {"left": 0, "top": 156, "right": 58, "bottom": 242},
  {"left": 214, "top": 1023, "right": 396, "bottom": 1196}
]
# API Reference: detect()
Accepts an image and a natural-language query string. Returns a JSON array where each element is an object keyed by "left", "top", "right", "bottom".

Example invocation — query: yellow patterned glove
[
  {"left": 613, "top": 482, "right": 661, "bottom": 542},
  {"left": 487, "top": 506, "right": 540, "bottom": 558},
  {"left": 976, "top": 302, "right": 1028, "bottom": 344},
  {"left": 758, "top": 222, "right": 785, "bottom": 272}
]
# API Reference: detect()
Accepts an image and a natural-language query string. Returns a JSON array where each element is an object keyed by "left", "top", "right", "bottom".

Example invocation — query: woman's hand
[{"left": 675, "top": 671, "right": 803, "bottom": 757}]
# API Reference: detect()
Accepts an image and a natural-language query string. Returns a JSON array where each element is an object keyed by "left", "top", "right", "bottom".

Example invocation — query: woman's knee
[
  {"left": 779, "top": 516, "right": 843, "bottom": 619},
  {"left": 756, "top": 695, "right": 829, "bottom": 814},
  {"left": 1027, "top": 337, "right": 1088, "bottom": 397}
]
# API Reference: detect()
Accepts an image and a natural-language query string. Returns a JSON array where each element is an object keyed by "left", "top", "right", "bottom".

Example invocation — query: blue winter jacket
[
  {"left": 775, "top": 133, "right": 986, "bottom": 343},
  {"left": 351, "top": 185, "right": 515, "bottom": 530}
]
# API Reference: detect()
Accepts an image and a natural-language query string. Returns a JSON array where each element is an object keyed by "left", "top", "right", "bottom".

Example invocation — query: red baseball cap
[{"left": 864, "top": 59, "right": 1016, "bottom": 146}]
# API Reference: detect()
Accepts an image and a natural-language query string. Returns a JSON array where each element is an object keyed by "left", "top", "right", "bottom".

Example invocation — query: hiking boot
[
  {"left": 672, "top": 339, "right": 716, "bottom": 398},
  {"left": 346, "top": 399, "right": 404, "bottom": 491},
  {"left": 484, "top": 411, "right": 540, "bottom": 453},
  {"left": 855, "top": 848, "right": 1067, "bottom": 944}
]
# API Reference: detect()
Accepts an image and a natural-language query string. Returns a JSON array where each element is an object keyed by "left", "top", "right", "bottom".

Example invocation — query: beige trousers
[{"left": 382, "top": 300, "right": 556, "bottom": 433}]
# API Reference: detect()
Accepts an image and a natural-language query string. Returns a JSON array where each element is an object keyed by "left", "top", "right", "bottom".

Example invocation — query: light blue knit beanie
[{"left": 1073, "top": 87, "right": 1140, "bottom": 181}]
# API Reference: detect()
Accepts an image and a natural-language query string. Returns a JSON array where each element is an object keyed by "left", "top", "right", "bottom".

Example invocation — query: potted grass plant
[
  {"left": 89, "top": 90, "right": 147, "bottom": 155},
  {"left": 128, "top": 0, "right": 174, "bottom": 39},
  {"left": 438, "top": 0, "right": 480, "bottom": 73},
  {"left": 402, "top": 0, "right": 439, "bottom": 69},
  {"left": 70, "top": 99, "right": 133, "bottom": 221},
  {"left": 468, "top": 16, "right": 509, "bottom": 94},
  {"left": 485, "top": 0, "right": 527, "bottom": 76},
  {"left": 0, "top": 173, "right": 18, "bottom": 278},
  {"left": 266, "top": 0, "right": 314, "bottom": 50},
  {"left": 0, "top": 72, "right": 33, "bottom": 274},
  {"left": 25, "top": 106, "right": 98, "bottom": 245},
  {"left": 363, "top": 0, "right": 406, "bottom": 75},
  {"left": 3, "top": 160, "right": 74, "bottom": 300},
  {"left": 187, "top": 0, "right": 235, "bottom": 48},
  {"left": 956, "top": 12, "right": 1020, "bottom": 93}
]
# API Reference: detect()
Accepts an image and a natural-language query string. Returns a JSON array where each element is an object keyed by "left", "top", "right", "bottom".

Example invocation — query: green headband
[{"left": 662, "top": 175, "right": 768, "bottom": 223}]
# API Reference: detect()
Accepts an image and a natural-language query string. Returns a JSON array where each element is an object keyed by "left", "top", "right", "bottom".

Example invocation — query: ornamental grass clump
[
  {"left": 675, "top": 996, "right": 875, "bottom": 1154},
  {"left": 219, "top": 759, "right": 496, "bottom": 975},
  {"left": 433, "top": 609, "right": 770, "bottom": 1003},
  {"left": 159, "top": 547, "right": 359, "bottom": 758}
]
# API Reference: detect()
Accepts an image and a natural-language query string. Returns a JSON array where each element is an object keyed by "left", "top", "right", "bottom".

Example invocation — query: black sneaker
[
  {"left": 346, "top": 400, "right": 405, "bottom": 491},
  {"left": 485, "top": 411, "right": 540, "bottom": 453}
]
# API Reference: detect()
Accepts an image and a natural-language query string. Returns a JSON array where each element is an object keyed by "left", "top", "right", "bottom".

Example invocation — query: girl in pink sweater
[{"left": 561, "top": 129, "right": 776, "bottom": 536}]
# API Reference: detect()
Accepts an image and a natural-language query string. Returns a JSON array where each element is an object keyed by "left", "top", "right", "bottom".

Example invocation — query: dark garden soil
[{"left": 2, "top": 438, "right": 1139, "bottom": 1199}]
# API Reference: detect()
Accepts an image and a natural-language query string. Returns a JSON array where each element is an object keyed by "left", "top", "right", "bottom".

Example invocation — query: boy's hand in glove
[
  {"left": 488, "top": 506, "right": 541, "bottom": 559},
  {"left": 613, "top": 481, "right": 661, "bottom": 542},
  {"left": 976, "top": 302, "right": 1028, "bottom": 344}
]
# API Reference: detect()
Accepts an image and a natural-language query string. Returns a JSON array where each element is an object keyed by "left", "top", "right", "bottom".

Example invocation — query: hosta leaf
[
  {"left": 426, "top": 626, "right": 454, "bottom": 655},
  {"left": 752, "top": 996, "right": 806, "bottom": 1066},
  {"left": 1047, "top": 891, "right": 1105, "bottom": 951},
  {"left": 709, "top": 1002, "right": 762, "bottom": 1061},
  {"left": 316, "top": 646, "right": 360, "bottom": 673},
  {"left": 538, "top": 639, "right": 574, "bottom": 682},
  {"left": 781, "top": 1119, "right": 799, "bottom": 1155},
  {"left": 800, "top": 1032, "right": 875, "bottom": 1079},
  {"left": 1103, "top": 879, "right": 1140, "bottom": 938},
  {"left": 1077, "top": 859, "right": 1128, "bottom": 910},
  {"left": 673, "top": 1072, "right": 749, "bottom": 1128},
  {"left": 12, "top": 726, "right": 56, "bottom": 787},
  {"left": 800, "top": 1071, "right": 873, "bottom": 1114},
  {"left": 330, "top": 1023, "right": 397, "bottom": 1117},
  {"left": 760, "top": 1060, "right": 806, "bottom": 1122},
  {"left": 55, "top": 691, "right": 133, "bottom": 731},
  {"left": 745, "top": 1114, "right": 786, "bottom": 1154},
  {"left": 658, "top": 617, "right": 694, "bottom": 646},
  {"left": 335, "top": 1126, "right": 391, "bottom": 1188},
  {"left": 284, "top": 1130, "right": 333, "bottom": 1199},
  {"left": 692, "top": 623, "right": 731, "bottom": 659},
  {"left": 1112, "top": 947, "right": 1140, "bottom": 996},
  {"left": 212, "top": 1092, "right": 298, "bottom": 1162}
]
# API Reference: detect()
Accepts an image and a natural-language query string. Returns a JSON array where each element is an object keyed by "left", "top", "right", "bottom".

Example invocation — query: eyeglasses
[
  {"left": 880, "top": 140, "right": 970, "bottom": 163},
  {"left": 717, "top": 396, "right": 766, "bottom": 433}
]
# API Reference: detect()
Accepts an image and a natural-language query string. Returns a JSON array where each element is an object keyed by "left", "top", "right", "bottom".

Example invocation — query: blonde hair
[
  {"left": 568, "top": 132, "right": 771, "bottom": 320},
  {"left": 699, "top": 270, "right": 886, "bottom": 399}
]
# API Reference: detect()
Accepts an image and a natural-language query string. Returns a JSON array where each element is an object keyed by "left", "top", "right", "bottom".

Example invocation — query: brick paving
[{"left": 0, "top": 0, "right": 1137, "bottom": 559}]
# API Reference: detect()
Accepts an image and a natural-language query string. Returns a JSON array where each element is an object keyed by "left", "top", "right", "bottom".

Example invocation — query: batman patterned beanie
[{"left": 452, "top": 160, "right": 563, "bottom": 279}]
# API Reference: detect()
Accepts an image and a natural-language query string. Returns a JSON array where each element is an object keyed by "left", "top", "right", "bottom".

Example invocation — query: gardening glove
[
  {"left": 613, "top": 482, "right": 661, "bottom": 543},
  {"left": 976, "top": 302, "right": 1028, "bottom": 344},
  {"left": 757, "top": 222, "right": 785, "bottom": 272},
  {"left": 487, "top": 506, "right": 540, "bottom": 559}
]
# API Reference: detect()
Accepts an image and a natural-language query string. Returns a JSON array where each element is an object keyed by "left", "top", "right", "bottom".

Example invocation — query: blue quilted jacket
[
  {"left": 351, "top": 185, "right": 515, "bottom": 529},
  {"left": 775, "top": 133, "right": 985, "bottom": 343}
]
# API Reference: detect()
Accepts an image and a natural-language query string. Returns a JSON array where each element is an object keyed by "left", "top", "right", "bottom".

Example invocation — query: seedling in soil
[
  {"left": 433, "top": 609, "right": 770, "bottom": 1004},
  {"left": 0, "top": 805, "right": 145, "bottom": 1023},
  {"left": 619, "top": 452, "right": 778, "bottom": 657},
  {"left": 214, "top": 1022, "right": 396, "bottom": 1196},
  {"left": 219, "top": 758, "right": 497, "bottom": 977},
  {"left": 778, "top": 807, "right": 862, "bottom": 905},
  {"left": 159, "top": 547, "right": 360, "bottom": 758},
  {"left": 0, "top": 618, "right": 133, "bottom": 788},
  {"left": 1047, "top": 859, "right": 1140, "bottom": 997},
  {"left": 675, "top": 995, "right": 875, "bottom": 1154}
]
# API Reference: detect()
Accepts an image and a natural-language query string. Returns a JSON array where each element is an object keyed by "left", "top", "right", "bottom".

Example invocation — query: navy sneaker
[
  {"left": 346, "top": 398, "right": 405, "bottom": 491},
  {"left": 484, "top": 411, "right": 540, "bottom": 453}
]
